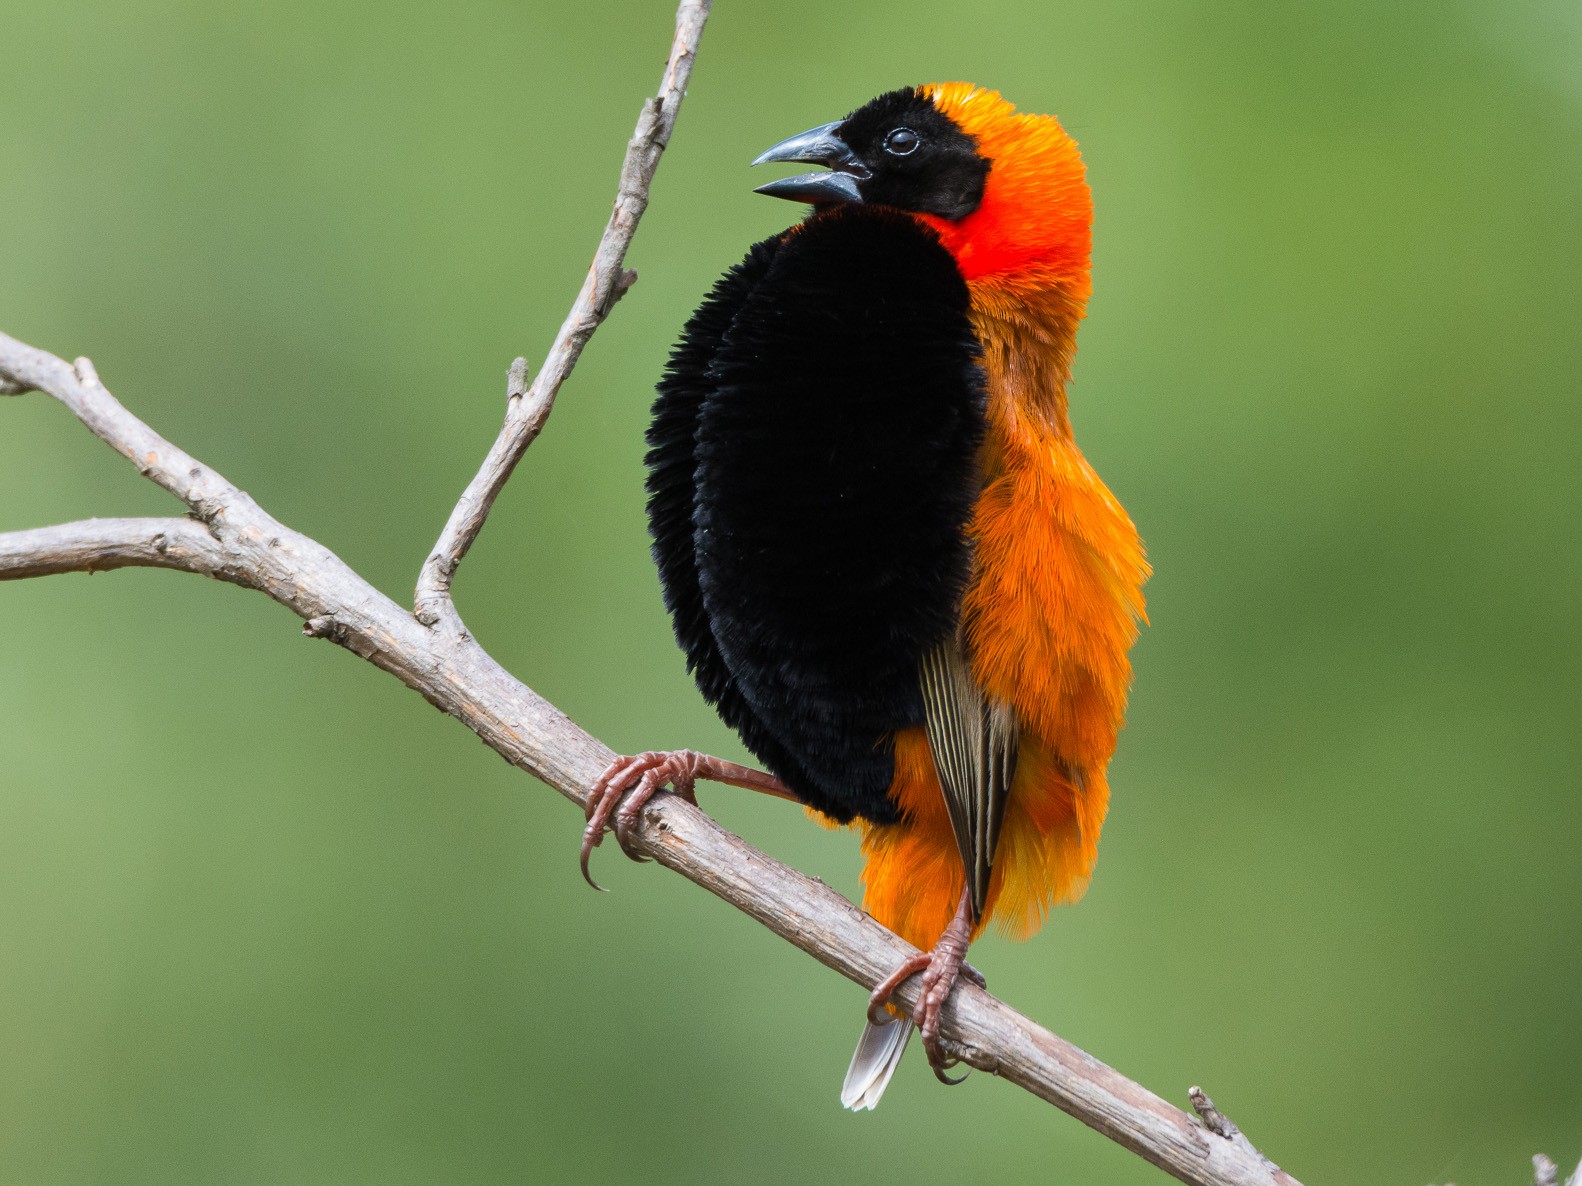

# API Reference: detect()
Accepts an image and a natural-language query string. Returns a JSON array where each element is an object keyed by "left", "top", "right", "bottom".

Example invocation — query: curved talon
[
  {"left": 918, "top": 1008, "right": 968, "bottom": 1086},
  {"left": 932, "top": 1061, "right": 968, "bottom": 1087},
  {"left": 579, "top": 839, "right": 607, "bottom": 891},
  {"left": 581, "top": 750, "right": 703, "bottom": 887},
  {"left": 580, "top": 793, "right": 620, "bottom": 891},
  {"left": 863, "top": 886, "right": 977, "bottom": 1087},
  {"left": 914, "top": 956, "right": 972, "bottom": 1086},
  {"left": 927, "top": 958, "right": 982, "bottom": 1083}
]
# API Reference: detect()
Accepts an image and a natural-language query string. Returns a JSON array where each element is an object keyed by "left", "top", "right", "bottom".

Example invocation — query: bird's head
[{"left": 752, "top": 84, "right": 1091, "bottom": 289}]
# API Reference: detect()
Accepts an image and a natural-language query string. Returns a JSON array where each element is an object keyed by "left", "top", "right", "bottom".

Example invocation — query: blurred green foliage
[{"left": 3, "top": 1, "right": 1580, "bottom": 1182}]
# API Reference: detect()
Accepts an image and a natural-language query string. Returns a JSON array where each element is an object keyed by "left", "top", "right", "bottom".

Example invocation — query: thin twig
[
  {"left": 0, "top": 328, "right": 1302, "bottom": 1186},
  {"left": 413, "top": 359, "right": 555, "bottom": 633},
  {"left": 0, "top": 343, "right": 248, "bottom": 527},
  {"left": 413, "top": 0, "right": 707, "bottom": 629}
]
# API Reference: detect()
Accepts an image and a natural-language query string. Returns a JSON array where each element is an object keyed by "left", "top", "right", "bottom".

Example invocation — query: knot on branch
[
  {"left": 188, "top": 498, "right": 226, "bottom": 526},
  {"left": 413, "top": 558, "right": 458, "bottom": 626},
  {"left": 302, "top": 614, "right": 349, "bottom": 644},
  {"left": 506, "top": 356, "right": 530, "bottom": 401},
  {"left": 72, "top": 356, "right": 100, "bottom": 386},
  {"left": 1189, "top": 1087, "right": 1291, "bottom": 1181},
  {"left": 1188, "top": 1086, "right": 1241, "bottom": 1140}
]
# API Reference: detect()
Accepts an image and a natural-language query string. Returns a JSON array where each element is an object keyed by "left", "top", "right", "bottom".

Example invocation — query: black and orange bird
[{"left": 582, "top": 84, "right": 1148, "bottom": 1108}]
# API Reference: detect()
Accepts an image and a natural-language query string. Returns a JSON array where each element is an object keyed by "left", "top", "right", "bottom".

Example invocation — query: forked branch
[{"left": 0, "top": 337, "right": 1301, "bottom": 1186}]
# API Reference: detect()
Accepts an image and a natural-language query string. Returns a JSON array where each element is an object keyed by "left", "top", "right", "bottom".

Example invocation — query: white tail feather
[{"left": 840, "top": 1014, "right": 913, "bottom": 1110}]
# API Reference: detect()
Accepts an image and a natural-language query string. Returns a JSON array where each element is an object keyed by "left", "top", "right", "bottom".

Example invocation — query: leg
[
  {"left": 581, "top": 749, "right": 797, "bottom": 889},
  {"left": 865, "top": 886, "right": 981, "bottom": 1084}
]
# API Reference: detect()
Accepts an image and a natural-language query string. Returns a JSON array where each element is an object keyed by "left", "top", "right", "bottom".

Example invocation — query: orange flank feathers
[
  {"left": 857, "top": 84, "right": 1149, "bottom": 953},
  {"left": 860, "top": 729, "right": 1097, "bottom": 950}
]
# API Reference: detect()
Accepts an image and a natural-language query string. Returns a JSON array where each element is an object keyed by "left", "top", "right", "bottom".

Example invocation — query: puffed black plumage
[{"left": 645, "top": 206, "right": 987, "bottom": 825}]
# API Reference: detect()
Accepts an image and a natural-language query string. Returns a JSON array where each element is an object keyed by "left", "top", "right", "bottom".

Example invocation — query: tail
[{"left": 840, "top": 1014, "right": 913, "bottom": 1110}]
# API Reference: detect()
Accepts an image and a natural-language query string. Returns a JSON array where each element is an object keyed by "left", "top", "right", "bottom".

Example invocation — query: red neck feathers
[{"left": 917, "top": 84, "right": 1093, "bottom": 437}]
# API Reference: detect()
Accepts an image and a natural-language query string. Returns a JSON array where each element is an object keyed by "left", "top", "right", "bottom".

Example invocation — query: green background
[{"left": 3, "top": 1, "right": 1579, "bottom": 1182}]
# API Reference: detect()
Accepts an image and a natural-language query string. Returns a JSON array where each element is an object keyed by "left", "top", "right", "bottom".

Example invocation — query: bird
[{"left": 582, "top": 83, "right": 1149, "bottom": 1109}]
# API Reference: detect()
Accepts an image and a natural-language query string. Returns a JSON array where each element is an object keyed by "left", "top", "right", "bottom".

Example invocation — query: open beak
[{"left": 751, "top": 121, "right": 867, "bottom": 205}]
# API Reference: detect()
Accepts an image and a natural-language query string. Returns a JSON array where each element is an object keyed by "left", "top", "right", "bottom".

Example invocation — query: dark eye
[{"left": 883, "top": 128, "right": 920, "bottom": 156}]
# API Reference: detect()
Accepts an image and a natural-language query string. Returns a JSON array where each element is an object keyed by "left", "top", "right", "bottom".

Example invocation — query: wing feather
[{"left": 919, "top": 640, "right": 1017, "bottom": 919}]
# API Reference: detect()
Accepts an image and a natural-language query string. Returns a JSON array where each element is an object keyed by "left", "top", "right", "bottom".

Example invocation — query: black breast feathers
[{"left": 645, "top": 206, "right": 986, "bottom": 824}]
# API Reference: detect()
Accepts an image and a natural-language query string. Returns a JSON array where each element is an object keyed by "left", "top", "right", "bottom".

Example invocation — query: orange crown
[{"left": 917, "top": 83, "right": 1092, "bottom": 301}]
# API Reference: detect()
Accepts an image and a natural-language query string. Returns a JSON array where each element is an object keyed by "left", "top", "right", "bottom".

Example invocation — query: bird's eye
[{"left": 883, "top": 128, "right": 920, "bottom": 156}]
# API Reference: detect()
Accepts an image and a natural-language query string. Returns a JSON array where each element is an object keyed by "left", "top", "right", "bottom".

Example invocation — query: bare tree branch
[
  {"left": 0, "top": 517, "right": 231, "bottom": 582},
  {"left": 0, "top": 348, "right": 1312, "bottom": 1186},
  {"left": 413, "top": 0, "right": 709, "bottom": 629},
  {"left": 414, "top": 355, "right": 552, "bottom": 631},
  {"left": 0, "top": 4, "right": 1316, "bottom": 1183},
  {"left": 0, "top": 346, "right": 245, "bottom": 524},
  {"left": 0, "top": 402, "right": 1300, "bottom": 1186}
]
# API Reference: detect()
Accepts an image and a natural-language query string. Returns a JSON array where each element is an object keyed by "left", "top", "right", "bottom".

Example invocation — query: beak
[{"left": 751, "top": 120, "right": 867, "bottom": 205}]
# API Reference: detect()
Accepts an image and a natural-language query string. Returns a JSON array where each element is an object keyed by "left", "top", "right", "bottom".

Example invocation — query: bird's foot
[
  {"left": 581, "top": 750, "right": 705, "bottom": 890},
  {"left": 865, "top": 889, "right": 979, "bottom": 1085},
  {"left": 580, "top": 750, "right": 799, "bottom": 889}
]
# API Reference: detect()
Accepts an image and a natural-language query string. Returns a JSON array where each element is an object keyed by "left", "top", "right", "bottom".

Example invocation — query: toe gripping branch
[
  {"left": 865, "top": 886, "right": 983, "bottom": 1085},
  {"left": 584, "top": 752, "right": 982, "bottom": 1088},
  {"left": 581, "top": 750, "right": 704, "bottom": 890},
  {"left": 580, "top": 750, "right": 799, "bottom": 890}
]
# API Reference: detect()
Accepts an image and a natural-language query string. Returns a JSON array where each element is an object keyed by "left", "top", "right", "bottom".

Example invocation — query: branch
[
  {"left": 1, "top": 5, "right": 1300, "bottom": 1184},
  {"left": 413, "top": 0, "right": 708, "bottom": 628},
  {"left": 0, "top": 517, "right": 233, "bottom": 582},
  {"left": 0, "top": 477, "right": 1298, "bottom": 1186},
  {"left": 0, "top": 362, "right": 1306, "bottom": 1186}
]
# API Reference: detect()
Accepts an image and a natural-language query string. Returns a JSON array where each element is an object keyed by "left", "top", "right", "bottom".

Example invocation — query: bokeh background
[{"left": 3, "top": 1, "right": 1579, "bottom": 1182}]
